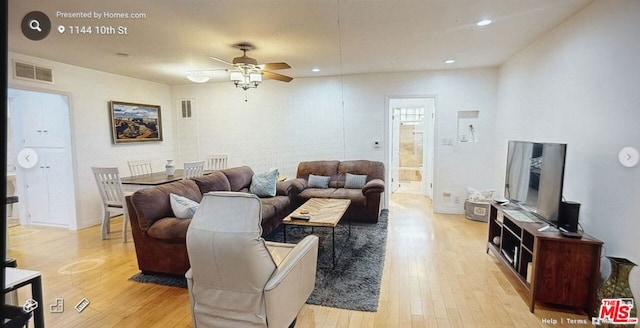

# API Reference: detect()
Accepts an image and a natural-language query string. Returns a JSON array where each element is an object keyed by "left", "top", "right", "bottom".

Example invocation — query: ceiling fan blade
[
  {"left": 263, "top": 71, "right": 293, "bottom": 82},
  {"left": 259, "top": 62, "right": 291, "bottom": 70},
  {"left": 208, "top": 56, "right": 234, "bottom": 66}
]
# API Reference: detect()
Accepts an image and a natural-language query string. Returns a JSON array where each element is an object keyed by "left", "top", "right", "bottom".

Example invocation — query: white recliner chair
[{"left": 186, "top": 192, "right": 319, "bottom": 328}]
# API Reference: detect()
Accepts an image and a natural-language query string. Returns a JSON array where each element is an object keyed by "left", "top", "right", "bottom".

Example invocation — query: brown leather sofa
[
  {"left": 125, "top": 166, "right": 296, "bottom": 276},
  {"left": 291, "top": 160, "right": 385, "bottom": 223}
]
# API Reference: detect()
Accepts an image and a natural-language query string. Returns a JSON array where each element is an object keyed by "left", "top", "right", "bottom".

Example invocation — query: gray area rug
[
  {"left": 130, "top": 209, "right": 388, "bottom": 312},
  {"left": 130, "top": 271, "right": 187, "bottom": 288},
  {"left": 267, "top": 210, "right": 388, "bottom": 312}
]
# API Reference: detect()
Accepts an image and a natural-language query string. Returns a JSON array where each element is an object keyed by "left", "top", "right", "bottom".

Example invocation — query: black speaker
[{"left": 559, "top": 201, "right": 580, "bottom": 233}]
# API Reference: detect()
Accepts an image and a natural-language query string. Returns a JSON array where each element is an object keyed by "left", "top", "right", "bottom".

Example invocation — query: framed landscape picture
[{"left": 109, "top": 101, "right": 162, "bottom": 143}]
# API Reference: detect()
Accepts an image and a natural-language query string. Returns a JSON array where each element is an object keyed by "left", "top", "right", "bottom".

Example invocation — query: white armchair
[{"left": 186, "top": 192, "right": 318, "bottom": 328}]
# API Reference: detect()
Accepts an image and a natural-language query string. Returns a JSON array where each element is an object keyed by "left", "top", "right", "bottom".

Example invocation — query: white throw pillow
[
  {"left": 344, "top": 173, "right": 367, "bottom": 189},
  {"left": 169, "top": 193, "right": 199, "bottom": 219},
  {"left": 308, "top": 174, "right": 331, "bottom": 189},
  {"left": 250, "top": 169, "right": 278, "bottom": 197}
]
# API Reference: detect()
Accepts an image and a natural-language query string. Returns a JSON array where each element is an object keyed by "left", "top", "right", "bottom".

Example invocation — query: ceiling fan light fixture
[
  {"left": 229, "top": 68, "right": 262, "bottom": 90},
  {"left": 229, "top": 70, "right": 244, "bottom": 82},
  {"left": 210, "top": 42, "right": 292, "bottom": 94},
  {"left": 249, "top": 72, "right": 262, "bottom": 83}
]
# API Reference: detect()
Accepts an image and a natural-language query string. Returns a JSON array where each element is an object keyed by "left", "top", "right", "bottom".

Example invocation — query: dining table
[{"left": 120, "top": 169, "right": 212, "bottom": 192}]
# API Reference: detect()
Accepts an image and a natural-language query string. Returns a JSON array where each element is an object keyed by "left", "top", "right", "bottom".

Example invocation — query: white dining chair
[
  {"left": 127, "top": 160, "right": 153, "bottom": 176},
  {"left": 183, "top": 160, "right": 206, "bottom": 179},
  {"left": 206, "top": 154, "right": 228, "bottom": 170},
  {"left": 92, "top": 167, "right": 130, "bottom": 242}
]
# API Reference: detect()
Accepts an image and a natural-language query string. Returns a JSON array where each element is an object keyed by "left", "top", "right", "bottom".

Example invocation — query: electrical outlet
[{"left": 454, "top": 196, "right": 460, "bottom": 204}]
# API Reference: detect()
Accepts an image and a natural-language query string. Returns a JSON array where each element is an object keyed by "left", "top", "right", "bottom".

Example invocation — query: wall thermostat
[{"left": 618, "top": 146, "right": 639, "bottom": 168}]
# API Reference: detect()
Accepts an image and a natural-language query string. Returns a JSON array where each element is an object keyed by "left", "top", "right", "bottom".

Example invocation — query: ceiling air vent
[{"left": 14, "top": 61, "right": 54, "bottom": 83}]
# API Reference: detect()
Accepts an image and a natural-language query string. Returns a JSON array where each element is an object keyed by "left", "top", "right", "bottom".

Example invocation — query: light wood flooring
[{"left": 7, "top": 193, "right": 593, "bottom": 327}]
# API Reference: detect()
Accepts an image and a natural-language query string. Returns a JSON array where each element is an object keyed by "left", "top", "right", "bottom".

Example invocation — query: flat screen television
[{"left": 504, "top": 141, "right": 567, "bottom": 227}]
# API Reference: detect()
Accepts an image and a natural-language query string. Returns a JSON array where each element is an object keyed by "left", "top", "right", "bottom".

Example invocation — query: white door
[
  {"left": 423, "top": 99, "right": 436, "bottom": 199},
  {"left": 16, "top": 91, "right": 68, "bottom": 148},
  {"left": 388, "top": 97, "right": 436, "bottom": 198},
  {"left": 32, "top": 148, "right": 74, "bottom": 225},
  {"left": 8, "top": 89, "right": 76, "bottom": 227},
  {"left": 390, "top": 108, "right": 401, "bottom": 192},
  {"left": 22, "top": 152, "right": 50, "bottom": 223}
]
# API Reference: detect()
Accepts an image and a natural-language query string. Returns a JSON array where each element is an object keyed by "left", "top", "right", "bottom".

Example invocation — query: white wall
[
  {"left": 171, "top": 67, "right": 498, "bottom": 213},
  {"left": 7, "top": 52, "right": 176, "bottom": 229},
  {"left": 171, "top": 76, "right": 347, "bottom": 177},
  {"left": 495, "top": 0, "right": 640, "bottom": 298},
  {"left": 5, "top": 52, "right": 497, "bottom": 227}
]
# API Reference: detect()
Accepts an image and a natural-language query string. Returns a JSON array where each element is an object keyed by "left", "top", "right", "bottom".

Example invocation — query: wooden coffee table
[{"left": 283, "top": 198, "right": 351, "bottom": 267}]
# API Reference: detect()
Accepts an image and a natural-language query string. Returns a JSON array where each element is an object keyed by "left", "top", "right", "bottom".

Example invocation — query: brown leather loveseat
[
  {"left": 126, "top": 166, "right": 296, "bottom": 276},
  {"left": 291, "top": 160, "right": 385, "bottom": 223}
]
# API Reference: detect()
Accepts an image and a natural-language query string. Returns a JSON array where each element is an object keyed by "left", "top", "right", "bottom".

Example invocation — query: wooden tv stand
[{"left": 486, "top": 202, "right": 603, "bottom": 314}]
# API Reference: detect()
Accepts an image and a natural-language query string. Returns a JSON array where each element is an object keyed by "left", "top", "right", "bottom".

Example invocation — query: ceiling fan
[
  {"left": 186, "top": 43, "right": 293, "bottom": 88},
  {"left": 208, "top": 42, "right": 293, "bottom": 84}
]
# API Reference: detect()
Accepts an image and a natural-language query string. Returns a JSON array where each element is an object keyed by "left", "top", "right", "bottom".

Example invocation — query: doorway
[{"left": 388, "top": 97, "right": 435, "bottom": 198}]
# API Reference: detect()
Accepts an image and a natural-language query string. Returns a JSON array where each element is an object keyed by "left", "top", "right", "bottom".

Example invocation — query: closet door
[
  {"left": 42, "top": 148, "right": 74, "bottom": 225},
  {"left": 10, "top": 89, "right": 76, "bottom": 228},
  {"left": 22, "top": 143, "right": 73, "bottom": 226},
  {"left": 18, "top": 92, "right": 68, "bottom": 148},
  {"left": 23, "top": 153, "right": 50, "bottom": 224}
]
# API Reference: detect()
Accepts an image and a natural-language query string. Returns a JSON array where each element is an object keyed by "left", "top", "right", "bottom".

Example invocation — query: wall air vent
[
  {"left": 14, "top": 61, "right": 54, "bottom": 83},
  {"left": 180, "top": 99, "right": 194, "bottom": 118}
]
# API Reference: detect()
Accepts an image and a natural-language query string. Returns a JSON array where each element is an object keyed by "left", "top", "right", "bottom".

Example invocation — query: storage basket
[{"left": 464, "top": 200, "right": 490, "bottom": 222}]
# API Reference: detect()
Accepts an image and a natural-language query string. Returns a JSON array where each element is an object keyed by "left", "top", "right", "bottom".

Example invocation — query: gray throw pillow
[
  {"left": 308, "top": 174, "right": 331, "bottom": 189},
  {"left": 344, "top": 173, "right": 368, "bottom": 189},
  {"left": 250, "top": 169, "right": 278, "bottom": 197}
]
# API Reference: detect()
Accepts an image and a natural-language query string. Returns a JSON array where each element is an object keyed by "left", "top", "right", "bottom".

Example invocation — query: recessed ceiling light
[
  {"left": 476, "top": 19, "right": 493, "bottom": 27},
  {"left": 311, "top": 68, "right": 320, "bottom": 72},
  {"left": 444, "top": 59, "right": 455, "bottom": 64}
]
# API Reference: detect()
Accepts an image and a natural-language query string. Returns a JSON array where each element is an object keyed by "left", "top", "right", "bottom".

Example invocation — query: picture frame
[{"left": 109, "top": 101, "right": 162, "bottom": 144}]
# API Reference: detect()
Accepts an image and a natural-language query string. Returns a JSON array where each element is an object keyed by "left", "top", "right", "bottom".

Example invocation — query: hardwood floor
[{"left": 7, "top": 193, "right": 593, "bottom": 327}]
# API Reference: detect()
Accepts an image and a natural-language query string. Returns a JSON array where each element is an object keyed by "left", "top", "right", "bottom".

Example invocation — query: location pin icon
[{"left": 58, "top": 25, "right": 65, "bottom": 34}]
